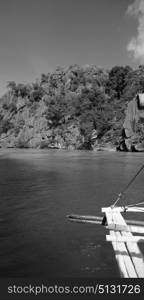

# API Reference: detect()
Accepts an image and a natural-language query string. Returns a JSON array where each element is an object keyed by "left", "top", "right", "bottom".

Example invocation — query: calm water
[{"left": 0, "top": 149, "right": 144, "bottom": 278}]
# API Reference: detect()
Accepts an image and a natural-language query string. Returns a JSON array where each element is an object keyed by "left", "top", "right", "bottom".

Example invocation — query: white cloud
[{"left": 127, "top": 0, "right": 144, "bottom": 62}]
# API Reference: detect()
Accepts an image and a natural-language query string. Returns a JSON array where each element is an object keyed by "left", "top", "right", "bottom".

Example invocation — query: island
[{"left": 0, "top": 64, "right": 144, "bottom": 151}]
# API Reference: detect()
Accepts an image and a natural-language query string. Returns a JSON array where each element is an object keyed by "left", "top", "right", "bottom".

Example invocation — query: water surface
[{"left": 0, "top": 149, "right": 144, "bottom": 278}]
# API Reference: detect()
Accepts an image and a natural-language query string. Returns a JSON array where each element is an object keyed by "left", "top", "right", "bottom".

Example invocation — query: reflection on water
[{"left": 0, "top": 149, "right": 144, "bottom": 277}]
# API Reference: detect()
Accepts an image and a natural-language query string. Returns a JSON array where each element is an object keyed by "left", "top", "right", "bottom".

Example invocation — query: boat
[{"left": 67, "top": 164, "right": 144, "bottom": 278}]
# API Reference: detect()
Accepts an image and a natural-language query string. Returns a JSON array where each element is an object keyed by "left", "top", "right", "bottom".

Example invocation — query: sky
[{"left": 0, "top": 0, "right": 143, "bottom": 95}]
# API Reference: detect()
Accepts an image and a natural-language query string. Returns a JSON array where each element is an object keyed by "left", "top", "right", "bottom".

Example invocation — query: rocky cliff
[
  {"left": 1, "top": 64, "right": 144, "bottom": 151},
  {"left": 117, "top": 94, "right": 144, "bottom": 152}
]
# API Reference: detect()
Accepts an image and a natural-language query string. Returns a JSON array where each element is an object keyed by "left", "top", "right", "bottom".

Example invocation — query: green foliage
[
  {"left": 0, "top": 119, "right": 13, "bottom": 134},
  {"left": 106, "top": 66, "right": 132, "bottom": 99},
  {"left": 29, "top": 83, "right": 43, "bottom": 102},
  {"left": 122, "top": 65, "right": 144, "bottom": 102},
  {"left": 7, "top": 81, "right": 17, "bottom": 92},
  {"left": 1, "top": 64, "right": 144, "bottom": 149},
  {"left": 7, "top": 81, "right": 31, "bottom": 98}
]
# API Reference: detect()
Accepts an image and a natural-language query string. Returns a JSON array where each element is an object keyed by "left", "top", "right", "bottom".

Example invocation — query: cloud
[{"left": 127, "top": 0, "right": 144, "bottom": 62}]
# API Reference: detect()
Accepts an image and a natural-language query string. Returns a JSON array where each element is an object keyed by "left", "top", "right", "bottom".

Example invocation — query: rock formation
[{"left": 117, "top": 94, "right": 144, "bottom": 152}]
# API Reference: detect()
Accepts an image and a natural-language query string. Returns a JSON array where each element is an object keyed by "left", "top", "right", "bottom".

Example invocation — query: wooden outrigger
[
  {"left": 68, "top": 206, "right": 144, "bottom": 278},
  {"left": 67, "top": 164, "right": 144, "bottom": 278},
  {"left": 102, "top": 206, "right": 144, "bottom": 278}
]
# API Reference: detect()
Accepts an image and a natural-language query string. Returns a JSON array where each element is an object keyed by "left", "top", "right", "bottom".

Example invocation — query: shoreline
[{"left": 0, "top": 146, "right": 116, "bottom": 154}]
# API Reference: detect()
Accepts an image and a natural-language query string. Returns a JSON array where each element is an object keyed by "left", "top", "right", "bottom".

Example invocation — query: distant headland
[{"left": 0, "top": 64, "right": 144, "bottom": 151}]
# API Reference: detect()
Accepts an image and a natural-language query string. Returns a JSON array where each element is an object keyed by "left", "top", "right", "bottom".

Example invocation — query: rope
[{"left": 112, "top": 164, "right": 144, "bottom": 208}]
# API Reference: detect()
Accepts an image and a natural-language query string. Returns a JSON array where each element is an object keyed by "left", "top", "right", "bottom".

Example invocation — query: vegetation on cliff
[{"left": 0, "top": 64, "right": 144, "bottom": 150}]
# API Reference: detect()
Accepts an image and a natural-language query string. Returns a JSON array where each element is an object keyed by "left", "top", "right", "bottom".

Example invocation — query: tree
[
  {"left": 123, "top": 65, "right": 144, "bottom": 102},
  {"left": 7, "top": 81, "right": 17, "bottom": 95},
  {"left": 30, "top": 82, "right": 43, "bottom": 102},
  {"left": 107, "top": 66, "right": 132, "bottom": 99}
]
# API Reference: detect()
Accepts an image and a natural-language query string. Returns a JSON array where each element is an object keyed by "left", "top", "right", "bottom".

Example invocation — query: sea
[{"left": 0, "top": 149, "right": 144, "bottom": 278}]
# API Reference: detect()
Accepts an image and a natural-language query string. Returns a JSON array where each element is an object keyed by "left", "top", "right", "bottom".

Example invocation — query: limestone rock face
[
  {"left": 0, "top": 99, "right": 84, "bottom": 149},
  {"left": 0, "top": 64, "right": 126, "bottom": 151},
  {"left": 117, "top": 94, "right": 144, "bottom": 152}
]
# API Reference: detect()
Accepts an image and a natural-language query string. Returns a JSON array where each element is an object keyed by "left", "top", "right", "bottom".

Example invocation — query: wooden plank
[
  {"left": 112, "top": 212, "right": 144, "bottom": 278},
  {"left": 109, "top": 212, "right": 138, "bottom": 277},
  {"left": 107, "top": 224, "right": 144, "bottom": 234},
  {"left": 130, "top": 226, "right": 144, "bottom": 234},
  {"left": 115, "top": 218, "right": 144, "bottom": 226},
  {"left": 123, "top": 230, "right": 144, "bottom": 278},
  {"left": 103, "top": 209, "right": 144, "bottom": 277},
  {"left": 105, "top": 211, "right": 114, "bottom": 226},
  {"left": 105, "top": 211, "right": 135, "bottom": 277},
  {"left": 106, "top": 235, "right": 144, "bottom": 243},
  {"left": 102, "top": 206, "right": 144, "bottom": 213},
  {"left": 112, "top": 231, "right": 137, "bottom": 278},
  {"left": 105, "top": 212, "right": 128, "bottom": 277},
  {"left": 126, "top": 219, "right": 144, "bottom": 226},
  {"left": 109, "top": 230, "right": 129, "bottom": 278},
  {"left": 106, "top": 224, "right": 130, "bottom": 231}
]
